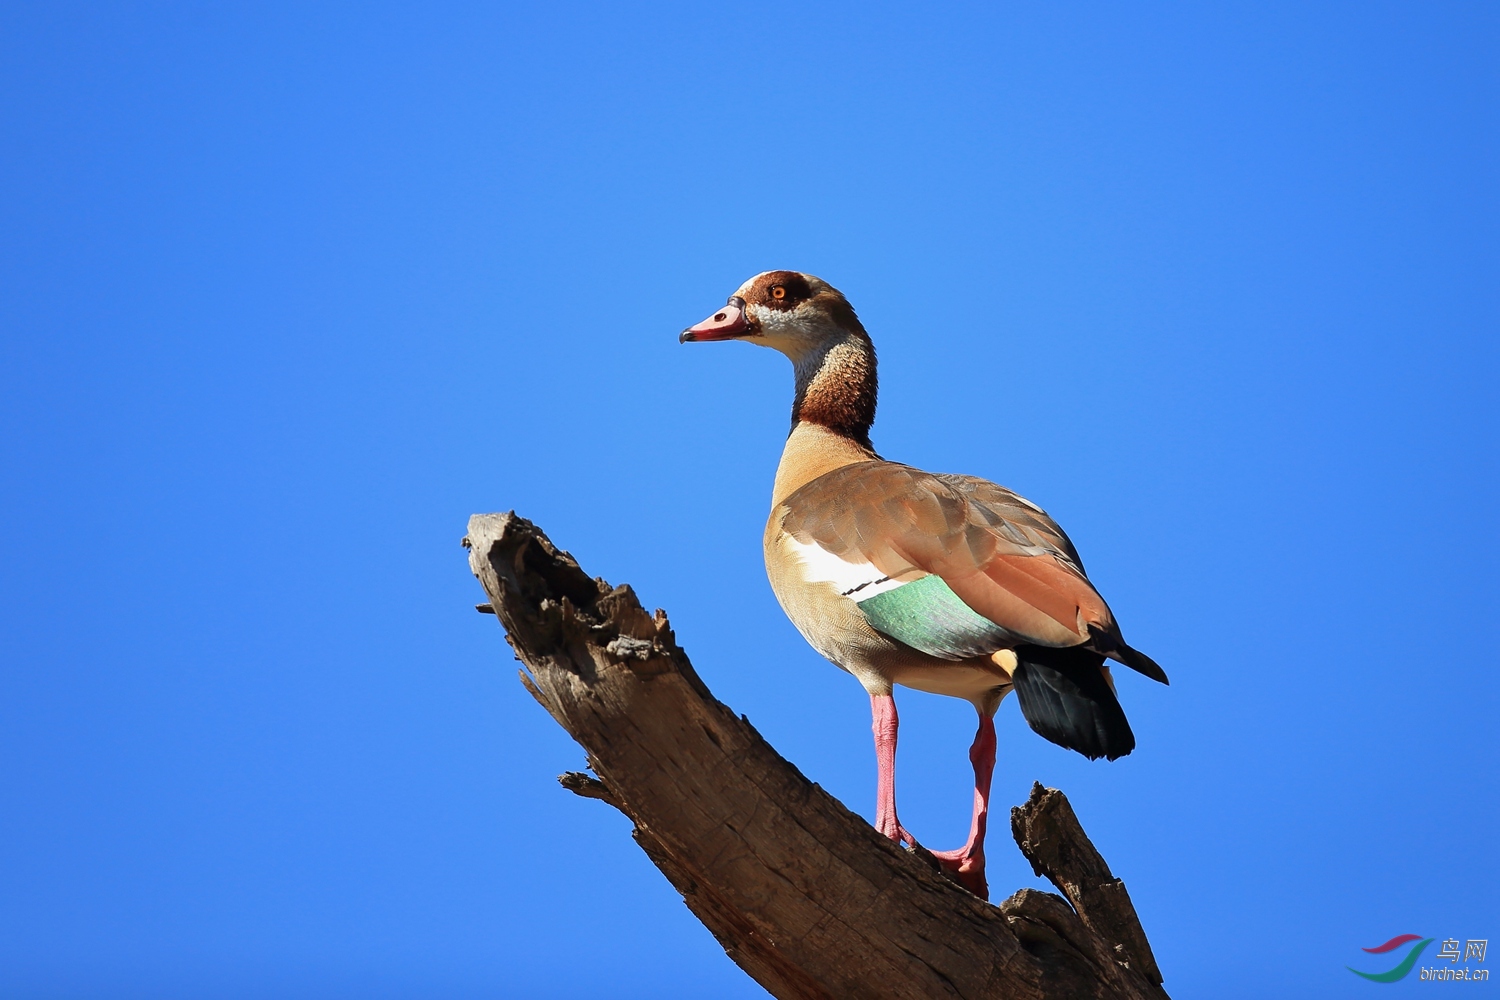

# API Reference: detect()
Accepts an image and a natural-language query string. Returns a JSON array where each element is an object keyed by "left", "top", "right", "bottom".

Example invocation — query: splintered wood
[{"left": 466, "top": 511, "right": 1170, "bottom": 1000}]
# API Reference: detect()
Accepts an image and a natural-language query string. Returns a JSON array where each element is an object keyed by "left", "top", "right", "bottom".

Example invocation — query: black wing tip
[
  {"left": 1085, "top": 626, "right": 1170, "bottom": 685},
  {"left": 1072, "top": 742, "right": 1134, "bottom": 762},
  {"left": 1011, "top": 647, "right": 1136, "bottom": 761},
  {"left": 1121, "top": 646, "right": 1170, "bottom": 685}
]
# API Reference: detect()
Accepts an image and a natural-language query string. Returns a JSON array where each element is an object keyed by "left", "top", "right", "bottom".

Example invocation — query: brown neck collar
[{"left": 791, "top": 331, "right": 877, "bottom": 448}]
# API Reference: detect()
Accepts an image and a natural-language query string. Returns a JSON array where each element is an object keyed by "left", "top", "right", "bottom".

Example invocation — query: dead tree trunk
[{"left": 465, "top": 512, "right": 1169, "bottom": 1000}]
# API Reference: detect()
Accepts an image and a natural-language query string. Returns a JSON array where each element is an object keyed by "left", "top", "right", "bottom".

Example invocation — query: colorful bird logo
[{"left": 1348, "top": 934, "right": 1434, "bottom": 982}]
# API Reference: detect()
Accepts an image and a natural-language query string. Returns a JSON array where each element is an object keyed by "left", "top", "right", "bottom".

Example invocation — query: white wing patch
[{"left": 784, "top": 537, "right": 915, "bottom": 602}]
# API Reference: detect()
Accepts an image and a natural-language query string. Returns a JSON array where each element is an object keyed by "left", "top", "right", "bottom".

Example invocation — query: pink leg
[
  {"left": 870, "top": 693, "right": 916, "bottom": 847},
  {"left": 929, "top": 711, "right": 997, "bottom": 899}
]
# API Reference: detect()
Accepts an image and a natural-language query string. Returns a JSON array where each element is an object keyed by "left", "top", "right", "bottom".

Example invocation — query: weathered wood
[
  {"left": 465, "top": 511, "right": 1169, "bottom": 1000},
  {"left": 1012, "top": 784, "right": 1164, "bottom": 987}
]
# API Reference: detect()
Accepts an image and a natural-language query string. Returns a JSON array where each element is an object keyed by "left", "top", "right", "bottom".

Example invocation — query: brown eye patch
[{"left": 757, "top": 271, "right": 812, "bottom": 309}]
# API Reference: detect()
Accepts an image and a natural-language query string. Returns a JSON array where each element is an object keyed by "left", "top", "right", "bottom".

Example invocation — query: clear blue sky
[{"left": 1, "top": 4, "right": 1495, "bottom": 997}]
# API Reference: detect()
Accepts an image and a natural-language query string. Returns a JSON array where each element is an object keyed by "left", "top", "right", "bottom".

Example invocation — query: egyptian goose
[{"left": 680, "top": 271, "right": 1168, "bottom": 899}]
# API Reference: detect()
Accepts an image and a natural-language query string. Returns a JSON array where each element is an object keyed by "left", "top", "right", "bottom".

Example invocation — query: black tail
[{"left": 1011, "top": 644, "right": 1135, "bottom": 761}]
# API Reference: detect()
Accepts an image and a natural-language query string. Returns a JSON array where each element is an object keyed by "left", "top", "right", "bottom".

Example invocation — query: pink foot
[
  {"left": 928, "top": 846, "right": 988, "bottom": 899},
  {"left": 929, "top": 711, "right": 997, "bottom": 899},
  {"left": 876, "top": 816, "right": 919, "bottom": 849}
]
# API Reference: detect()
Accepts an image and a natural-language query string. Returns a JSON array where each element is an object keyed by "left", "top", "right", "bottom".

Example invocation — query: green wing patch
[{"left": 857, "top": 575, "right": 1013, "bottom": 660}]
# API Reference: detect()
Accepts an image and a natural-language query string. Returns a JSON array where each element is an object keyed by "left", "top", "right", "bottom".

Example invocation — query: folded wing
[{"left": 778, "top": 462, "right": 1167, "bottom": 683}]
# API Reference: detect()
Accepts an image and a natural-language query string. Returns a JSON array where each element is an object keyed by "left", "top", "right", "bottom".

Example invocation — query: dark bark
[{"left": 465, "top": 512, "right": 1169, "bottom": 1000}]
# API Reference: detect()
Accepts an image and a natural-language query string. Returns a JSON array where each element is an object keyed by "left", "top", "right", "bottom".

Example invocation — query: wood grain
[{"left": 465, "top": 511, "right": 1170, "bottom": 1000}]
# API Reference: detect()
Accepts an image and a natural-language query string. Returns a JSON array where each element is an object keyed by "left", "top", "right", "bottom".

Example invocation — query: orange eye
[{"left": 771, "top": 286, "right": 786, "bottom": 300}]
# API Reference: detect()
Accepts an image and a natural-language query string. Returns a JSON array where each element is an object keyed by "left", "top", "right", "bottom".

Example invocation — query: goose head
[
  {"left": 680, "top": 270, "right": 868, "bottom": 364},
  {"left": 681, "top": 270, "right": 878, "bottom": 445}
]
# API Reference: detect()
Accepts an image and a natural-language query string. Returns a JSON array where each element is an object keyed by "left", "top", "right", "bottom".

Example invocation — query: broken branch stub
[{"left": 465, "top": 511, "right": 1169, "bottom": 1000}]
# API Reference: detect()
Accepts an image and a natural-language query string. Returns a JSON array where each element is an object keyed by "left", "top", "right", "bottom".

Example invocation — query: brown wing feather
[{"left": 780, "top": 461, "right": 1124, "bottom": 651}]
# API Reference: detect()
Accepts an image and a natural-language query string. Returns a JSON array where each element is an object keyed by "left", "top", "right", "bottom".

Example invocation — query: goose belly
[{"left": 764, "top": 536, "right": 893, "bottom": 673}]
